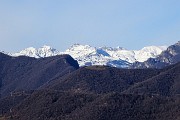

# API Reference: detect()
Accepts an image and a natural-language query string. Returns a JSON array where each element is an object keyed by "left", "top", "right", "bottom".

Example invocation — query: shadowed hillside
[
  {"left": 124, "top": 62, "right": 180, "bottom": 96},
  {"left": 65, "top": 93, "right": 180, "bottom": 120},
  {"left": 2, "top": 91, "right": 179, "bottom": 120},
  {"left": 12, "top": 90, "right": 97, "bottom": 120},
  {"left": 0, "top": 53, "right": 79, "bottom": 98},
  {"left": 44, "top": 66, "right": 161, "bottom": 94}
]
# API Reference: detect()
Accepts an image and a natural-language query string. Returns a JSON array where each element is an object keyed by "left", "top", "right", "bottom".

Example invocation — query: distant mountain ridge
[
  {"left": 13, "top": 45, "right": 59, "bottom": 58},
  {"left": 132, "top": 41, "right": 180, "bottom": 68},
  {"left": 10, "top": 44, "right": 167, "bottom": 68}
]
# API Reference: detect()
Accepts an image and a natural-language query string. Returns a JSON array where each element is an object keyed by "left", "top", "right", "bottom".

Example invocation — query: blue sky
[{"left": 0, "top": 0, "right": 180, "bottom": 52}]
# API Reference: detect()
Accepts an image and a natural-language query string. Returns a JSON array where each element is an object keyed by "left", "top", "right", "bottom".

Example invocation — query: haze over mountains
[{"left": 9, "top": 44, "right": 167, "bottom": 68}]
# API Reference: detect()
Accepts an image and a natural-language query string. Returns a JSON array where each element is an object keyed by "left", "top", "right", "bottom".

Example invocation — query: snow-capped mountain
[
  {"left": 0, "top": 50, "right": 12, "bottom": 56},
  {"left": 132, "top": 41, "right": 180, "bottom": 68},
  {"left": 63, "top": 44, "right": 167, "bottom": 66},
  {"left": 13, "top": 45, "right": 59, "bottom": 58},
  {"left": 63, "top": 44, "right": 130, "bottom": 67},
  {"left": 100, "top": 46, "right": 167, "bottom": 63},
  {"left": 11, "top": 44, "right": 167, "bottom": 68}
]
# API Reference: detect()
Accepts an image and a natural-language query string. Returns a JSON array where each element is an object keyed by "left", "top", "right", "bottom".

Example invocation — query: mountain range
[
  {"left": 10, "top": 44, "right": 167, "bottom": 68},
  {"left": 0, "top": 52, "right": 179, "bottom": 120},
  {"left": 0, "top": 41, "right": 180, "bottom": 120}
]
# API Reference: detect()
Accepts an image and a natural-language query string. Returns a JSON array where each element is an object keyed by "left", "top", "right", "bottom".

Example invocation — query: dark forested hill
[
  {"left": 5, "top": 91, "right": 180, "bottom": 120},
  {"left": 44, "top": 66, "right": 161, "bottom": 94},
  {"left": 0, "top": 53, "right": 79, "bottom": 98},
  {"left": 124, "top": 62, "right": 180, "bottom": 96}
]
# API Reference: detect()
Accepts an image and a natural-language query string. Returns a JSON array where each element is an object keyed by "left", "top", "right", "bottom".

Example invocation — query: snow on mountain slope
[
  {"left": 0, "top": 51, "right": 12, "bottom": 56},
  {"left": 132, "top": 41, "right": 180, "bottom": 69},
  {"left": 134, "top": 46, "right": 168, "bottom": 62},
  {"left": 13, "top": 45, "right": 59, "bottom": 58},
  {"left": 63, "top": 44, "right": 167, "bottom": 67},
  {"left": 11, "top": 44, "right": 167, "bottom": 68},
  {"left": 63, "top": 44, "right": 130, "bottom": 67},
  {"left": 98, "top": 46, "right": 167, "bottom": 63}
]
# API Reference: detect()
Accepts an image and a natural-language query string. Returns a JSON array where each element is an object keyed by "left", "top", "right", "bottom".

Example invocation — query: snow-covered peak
[
  {"left": 0, "top": 50, "right": 12, "bottom": 56},
  {"left": 10, "top": 44, "right": 168, "bottom": 68},
  {"left": 67, "top": 44, "right": 94, "bottom": 51},
  {"left": 140, "top": 46, "right": 167, "bottom": 53},
  {"left": 97, "top": 45, "right": 168, "bottom": 63},
  {"left": 13, "top": 46, "right": 59, "bottom": 58},
  {"left": 100, "top": 46, "right": 125, "bottom": 52},
  {"left": 23, "top": 47, "right": 36, "bottom": 52},
  {"left": 64, "top": 44, "right": 96, "bottom": 59},
  {"left": 41, "top": 45, "right": 53, "bottom": 49},
  {"left": 13, "top": 47, "right": 37, "bottom": 57},
  {"left": 38, "top": 45, "right": 58, "bottom": 57},
  {"left": 134, "top": 46, "right": 167, "bottom": 62}
]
